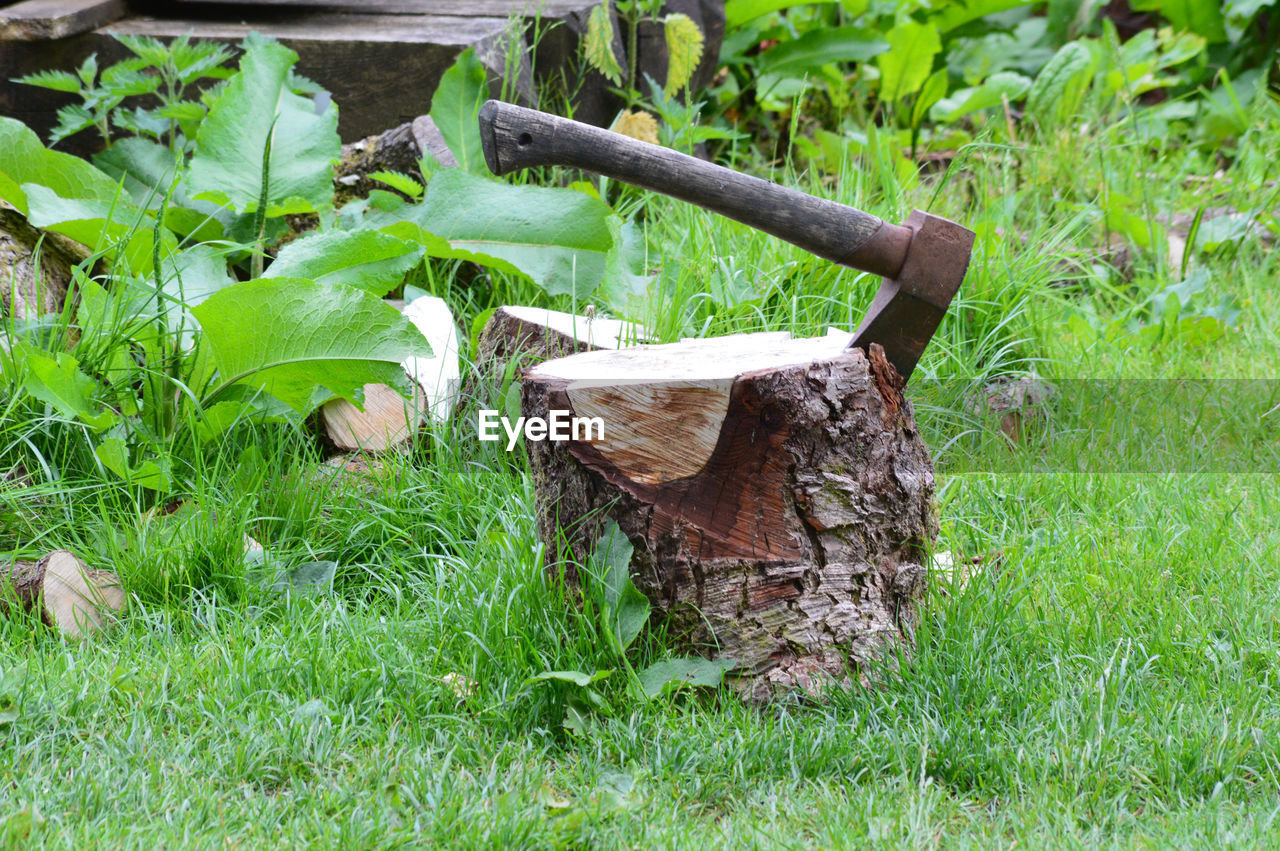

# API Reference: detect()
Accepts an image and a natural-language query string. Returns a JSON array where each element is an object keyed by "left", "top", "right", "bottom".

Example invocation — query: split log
[
  {"left": 522, "top": 334, "right": 938, "bottom": 702},
  {"left": 320, "top": 294, "right": 460, "bottom": 452},
  {"left": 4, "top": 550, "right": 124, "bottom": 637},
  {"left": 466, "top": 305, "right": 649, "bottom": 402}
]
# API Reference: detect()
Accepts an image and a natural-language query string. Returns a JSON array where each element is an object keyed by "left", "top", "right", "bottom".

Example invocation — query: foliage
[
  {"left": 529, "top": 521, "right": 735, "bottom": 733},
  {"left": 582, "top": 1, "right": 707, "bottom": 108},
  {"left": 16, "top": 35, "right": 233, "bottom": 149},
  {"left": 1, "top": 35, "right": 434, "bottom": 501},
  {"left": 712, "top": 0, "right": 1277, "bottom": 166},
  {"left": 3, "top": 12, "right": 1280, "bottom": 844}
]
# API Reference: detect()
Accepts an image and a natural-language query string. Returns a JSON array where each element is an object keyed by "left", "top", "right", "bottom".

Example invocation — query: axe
[{"left": 477, "top": 101, "right": 974, "bottom": 380}]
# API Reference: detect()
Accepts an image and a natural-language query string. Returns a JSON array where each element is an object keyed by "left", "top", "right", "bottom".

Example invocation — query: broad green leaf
[
  {"left": 428, "top": 48, "right": 490, "bottom": 175},
  {"left": 637, "top": 657, "right": 735, "bottom": 698},
  {"left": 593, "top": 520, "right": 649, "bottom": 651},
  {"left": 664, "top": 13, "right": 706, "bottom": 94},
  {"left": 585, "top": 3, "right": 624, "bottom": 85},
  {"left": 93, "top": 137, "right": 180, "bottom": 206},
  {"left": 912, "top": 68, "right": 949, "bottom": 129},
  {"left": 271, "top": 560, "right": 337, "bottom": 595},
  {"left": 19, "top": 347, "right": 117, "bottom": 431},
  {"left": 0, "top": 117, "right": 121, "bottom": 214},
  {"left": 268, "top": 230, "right": 424, "bottom": 295},
  {"left": 187, "top": 39, "right": 339, "bottom": 213},
  {"left": 931, "top": 71, "right": 1032, "bottom": 122},
  {"left": 157, "top": 244, "right": 238, "bottom": 344},
  {"left": 929, "top": 0, "right": 1030, "bottom": 33},
  {"left": 1025, "top": 41, "right": 1095, "bottom": 127},
  {"left": 192, "top": 277, "right": 432, "bottom": 413},
  {"left": 378, "top": 169, "right": 616, "bottom": 298},
  {"left": 726, "top": 0, "right": 836, "bottom": 28},
  {"left": 876, "top": 21, "right": 942, "bottom": 103},
  {"left": 95, "top": 439, "right": 171, "bottom": 492},
  {"left": 595, "top": 520, "right": 634, "bottom": 612},
  {"left": 526, "top": 670, "right": 613, "bottom": 687},
  {"left": 599, "top": 218, "right": 656, "bottom": 319},
  {"left": 614, "top": 583, "right": 650, "bottom": 652},
  {"left": 94, "top": 138, "right": 229, "bottom": 241},
  {"left": 1131, "top": 0, "right": 1226, "bottom": 42},
  {"left": 23, "top": 184, "right": 173, "bottom": 274},
  {"left": 753, "top": 27, "right": 888, "bottom": 77}
]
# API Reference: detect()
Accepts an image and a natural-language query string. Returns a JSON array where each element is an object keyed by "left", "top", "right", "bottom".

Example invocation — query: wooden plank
[
  {"left": 0, "top": 0, "right": 123, "bottom": 40},
  {"left": 0, "top": 11, "right": 524, "bottom": 146},
  {"left": 159, "top": 0, "right": 596, "bottom": 16}
]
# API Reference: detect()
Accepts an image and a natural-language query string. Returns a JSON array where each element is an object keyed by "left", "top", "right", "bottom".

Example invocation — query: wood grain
[
  {"left": 0, "top": 12, "right": 517, "bottom": 145},
  {"left": 158, "top": 0, "right": 596, "bottom": 14},
  {"left": 0, "top": 0, "right": 124, "bottom": 40}
]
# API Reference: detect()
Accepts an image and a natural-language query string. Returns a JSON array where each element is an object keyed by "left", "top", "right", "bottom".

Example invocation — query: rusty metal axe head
[{"left": 477, "top": 100, "right": 975, "bottom": 381}]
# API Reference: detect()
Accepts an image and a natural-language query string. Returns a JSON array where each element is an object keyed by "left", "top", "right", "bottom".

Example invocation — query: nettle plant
[
  {"left": 580, "top": 0, "right": 732, "bottom": 152},
  {"left": 2, "top": 35, "right": 641, "bottom": 496}
]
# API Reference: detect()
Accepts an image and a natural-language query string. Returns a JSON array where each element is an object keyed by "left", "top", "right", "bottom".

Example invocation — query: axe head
[{"left": 848, "top": 210, "right": 975, "bottom": 381}]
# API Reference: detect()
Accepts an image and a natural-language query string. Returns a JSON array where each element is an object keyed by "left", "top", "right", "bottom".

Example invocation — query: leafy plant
[
  {"left": 528, "top": 521, "right": 735, "bottom": 734},
  {"left": 582, "top": 1, "right": 707, "bottom": 111},
  {"left": 1, "top": 35, "right": 432, "bottom": 498},
  {"left": 15, "top": 35, "right": 233, "bottom": 150}
]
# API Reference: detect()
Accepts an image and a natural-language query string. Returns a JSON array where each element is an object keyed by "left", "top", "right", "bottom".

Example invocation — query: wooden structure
[{"left": 0, "top": 0, "right": 724, "bottom": 151}]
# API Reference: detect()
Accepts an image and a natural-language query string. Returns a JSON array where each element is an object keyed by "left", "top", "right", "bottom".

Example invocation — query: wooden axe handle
[{"left": 478, "top": 101, "right": 912, "bottom": 280}]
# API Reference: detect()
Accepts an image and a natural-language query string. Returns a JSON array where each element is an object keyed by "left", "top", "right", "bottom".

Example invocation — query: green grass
[{"left": 3, "top": 85, "right": 1280, "bottom": 847}]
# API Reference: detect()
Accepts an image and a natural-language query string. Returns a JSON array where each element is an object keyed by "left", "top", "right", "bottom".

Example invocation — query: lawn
[{"left": 3, "top": 5, "right": 1280, "bottom": 848}]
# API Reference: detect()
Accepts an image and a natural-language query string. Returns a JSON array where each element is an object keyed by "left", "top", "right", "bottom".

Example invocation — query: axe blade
[{"left": 849, "top": 210, "right": 975, "bottom": 381}]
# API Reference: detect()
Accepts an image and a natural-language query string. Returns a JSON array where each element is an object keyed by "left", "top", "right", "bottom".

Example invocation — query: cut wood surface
[
  {"left": 524, "top": 334, "right": 937, "bottom": 701},
  {"left": 480, "top": 304, "right": 647, "bottom": 369},
  {"left": 465, "top": 305, "right": 651, "bottom": 405},
  {"left": 321, "top": 295, "right": 460, "bottom": 452},
  {"left": 0, "top": 0, "right": 124, "bottom": 40},
  {"left": 5, "top": 550, "right": 125, "bottom": 638}
]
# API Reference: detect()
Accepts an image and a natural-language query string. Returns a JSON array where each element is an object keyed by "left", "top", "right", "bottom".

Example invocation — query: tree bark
[
  {"left": 523, "top": 334, "right": 937, "bottom": 702},
  {"left": 0, "top": 207, "right": 83, "bottom": 320},
  {"left": 334, "top": 115, "right": 458, "bottom": 205}
]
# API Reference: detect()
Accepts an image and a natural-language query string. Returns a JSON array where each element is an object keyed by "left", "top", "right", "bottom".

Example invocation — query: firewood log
[{"left": 4, "top": 550, "right": 124, "bottom": 638}]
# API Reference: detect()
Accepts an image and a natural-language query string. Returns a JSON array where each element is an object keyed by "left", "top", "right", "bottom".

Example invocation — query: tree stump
[
  {"left": 333, "top": 115, "right": 457, "bottom": 205},
  {"left": 522, "top": 333, "right": 938, "bottom": 701}
]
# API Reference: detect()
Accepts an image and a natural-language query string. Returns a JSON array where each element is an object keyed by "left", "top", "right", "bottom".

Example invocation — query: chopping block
[{"left": 478, "top": 102, "right": 975, "bottom": 700}]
